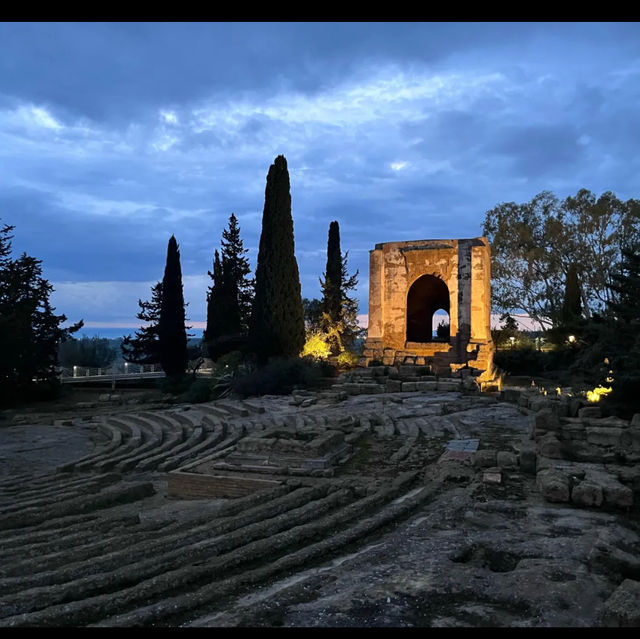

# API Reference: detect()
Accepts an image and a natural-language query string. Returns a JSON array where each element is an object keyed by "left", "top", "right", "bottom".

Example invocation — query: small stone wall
[{"left": 167, "top": 471, "right": 281, "bottom": 500}]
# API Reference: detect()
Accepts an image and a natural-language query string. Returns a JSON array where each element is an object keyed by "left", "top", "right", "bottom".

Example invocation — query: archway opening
[
  {"left": 406, "top": 275, "right": 450, "bottom": 343},
  {"left": 433, "top": 309, "right": 450, "bottom": 341}
]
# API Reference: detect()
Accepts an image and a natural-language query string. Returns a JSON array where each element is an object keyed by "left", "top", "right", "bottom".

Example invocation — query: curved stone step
[
  {"left": 0, "top": 473, "right": 122, "bottom": 517},
  {"left": 157, "top": 422, "right": 227, "bottom": 473},
  {"left": 0, "top": 474, "right": 420, "bottom": 626},
  {"left": 0, "top": 485, "right": 342, "bottom": 614},
  {"left": 56, "top": 421, "right": 123, "bottom": 473},
  {"left": 0, "top": 482, "right": 155, "bottom": 532}
]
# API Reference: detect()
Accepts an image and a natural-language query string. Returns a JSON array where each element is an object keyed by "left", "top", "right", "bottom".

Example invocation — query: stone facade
[{"left": 363, "top": 237, "right": 494, "bottom": 379}]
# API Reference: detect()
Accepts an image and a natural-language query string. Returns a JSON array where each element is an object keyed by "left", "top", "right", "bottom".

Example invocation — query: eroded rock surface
[{"left": 0, "top": 385, "right": 638, "bottom": 627}]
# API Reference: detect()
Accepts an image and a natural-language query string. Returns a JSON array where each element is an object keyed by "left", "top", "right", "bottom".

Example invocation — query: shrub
[
  {"left": 337, "top": 350, "right": 359, "bottom": 368},
  {"left": 231, "top": 357, "right": 335, "bottom": 398},
  {"left": 301, "top": 332, "right": 331, "bottom": 360},
  {"left": 178, "top": 378, "right": 214, "bottom": 404}
]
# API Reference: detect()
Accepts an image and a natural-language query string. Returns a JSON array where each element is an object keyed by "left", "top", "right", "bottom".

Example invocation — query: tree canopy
[
  {"left": 249, "top": 155, "right": 305, "bottom": 363},
  {"left": 158, "top": 235, "right": 188, "bottom": 376},
  {"left": 483, "top": 189, "right": 640, "bottom": 330},
  {"left": 0, "top": 222, "right": 82, "bottom": 404},
  {"left": 204, "top": 214, "right": 253, "bottom": 359},
  {"left": 121, "top": 281, "right": 163, "bottom": 365}
]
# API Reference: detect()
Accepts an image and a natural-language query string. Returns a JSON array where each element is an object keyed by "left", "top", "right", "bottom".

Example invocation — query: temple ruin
[{"left": 362, "top": 237, "right": 495, "bottom": 380}]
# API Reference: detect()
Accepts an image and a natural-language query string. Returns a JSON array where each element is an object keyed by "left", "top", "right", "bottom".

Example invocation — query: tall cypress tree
[
  {"left": 249, "top": 155, "right": 305, "bottom": 363},
  {"left": 318, "top": 220, "right": 361, "bottom": 354},
  {"left": 321, "top": 220, "right": 342, "bottom": 326},
  {"left": 158, "top": 235, "right": 188, "bottom": 376}
]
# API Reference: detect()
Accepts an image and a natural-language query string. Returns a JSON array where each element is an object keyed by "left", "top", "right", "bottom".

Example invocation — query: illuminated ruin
[{"left": 362, "top": 237, "right": 495, "bottom": 380}]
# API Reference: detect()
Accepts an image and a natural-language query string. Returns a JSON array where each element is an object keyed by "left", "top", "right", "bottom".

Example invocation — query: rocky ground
[{"left": 0, "top": 379, "right": 639, "bottom": 627}]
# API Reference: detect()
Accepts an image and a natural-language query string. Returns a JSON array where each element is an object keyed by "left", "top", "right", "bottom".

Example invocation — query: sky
[{"left": 1, "top": 22, "right": 640, "bottom": 339}]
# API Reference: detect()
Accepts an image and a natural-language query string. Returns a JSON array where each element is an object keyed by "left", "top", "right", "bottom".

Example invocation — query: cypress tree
[
  {"left": 249, "top": 155, "right": 305, "bottom": 363},
  {"left": 158, "top": 235, "right": 188, "bottom": 376},
  {"left": 318, "top": 220, "right": 360, "bottom": 354},
  {"left": 321, "top": 221, "right": 342, "bottom": 326}
]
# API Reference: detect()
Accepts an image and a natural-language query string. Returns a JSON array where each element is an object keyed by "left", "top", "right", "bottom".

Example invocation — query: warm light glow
[
  {"left": 555, "top": 387, "right": 562, "bottom": 396},
  {"left": 301, "top": 333, "right": 331, "bottom": 360},
  {"left": 568, "top": 335, "right": 576, "bottom": 343},
  {"left": 586, "top": 386, "right": 612, "bottom": 402}
]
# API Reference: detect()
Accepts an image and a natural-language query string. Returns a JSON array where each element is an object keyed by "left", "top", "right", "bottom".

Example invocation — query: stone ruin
[{"left": 362, "top": 237, "right": 495, "bottom": 382}]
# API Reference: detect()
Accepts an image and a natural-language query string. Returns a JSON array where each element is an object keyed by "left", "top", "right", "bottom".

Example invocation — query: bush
[
  {"left": 337, "top": 351, "right": 359, "bottom": 369},
  {"left": 231, "top": 357, "right": 336, "bottom": 398},
  {"left": 494, "top": 346, "right": 579, "bottom": 376},
  {"left": 178, "top": 378, "right": 215, "bottom": 404},
  {"left": 157, "top": 374, "right": 193, "bottom": 396}
]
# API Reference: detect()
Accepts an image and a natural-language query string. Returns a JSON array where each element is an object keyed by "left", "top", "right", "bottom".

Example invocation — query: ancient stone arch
[{"left": 363, "top": 237, "right": 494, "bottom": 378}]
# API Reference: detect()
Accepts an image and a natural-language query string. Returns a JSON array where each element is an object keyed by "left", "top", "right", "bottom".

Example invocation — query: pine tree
[
  {"left": 249, "top": 155, "right": 305, "bottom": 363},
  {"left": 221, "top": 213, "right": 253, "bottom": 333},
  {"left": 158, "top": 235, "right": 188, "bottom": 377},
  {"left": 0, "top": 222, "right": 82, "bottom": 404},
  {"left": 318, "top": 220, "right": 360, "bottom": 354},
  {"left": 121, "top": 282, "right": 163, "bottom": 364}
]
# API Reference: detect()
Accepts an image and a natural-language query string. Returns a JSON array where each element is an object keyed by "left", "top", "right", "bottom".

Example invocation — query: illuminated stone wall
[{"left": 363, "top": 237, "right": 494, "bottom": 378}]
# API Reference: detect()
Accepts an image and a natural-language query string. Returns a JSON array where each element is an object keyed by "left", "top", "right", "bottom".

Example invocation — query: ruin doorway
[{"left": 406, "top": 274, "right": 450, "bottom": 343}]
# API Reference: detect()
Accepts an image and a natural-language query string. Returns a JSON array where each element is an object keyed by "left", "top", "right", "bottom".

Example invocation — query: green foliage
[
  {"left": 572, "top": 243, "right": 640, "bottom": 417},
  {"left": 59, "top": 335, "right": 116, "bottom": 368},
  {"left": 301, "top": 331, "right": 332, "bottom": 360},
  {"left": 178, "top": 378, "right": 215, "bottom": 404},
  {"left": 231, "top": 357, "right": 335, "bottom": 397},
  {"left": 303, "top": 297, "right": 323, "bottom": 333},
  {"left": 249, "top": 155, "right": 305, "bottom": 363},
  {"left": 337, "top": 350, "right": 359, "bottom": 368},
  {"left": 158, "top": 235, "right": 188, "bottom": 376},
  {"left": 494, "top": 345, "right": 578, "bottom": 377},
  {"left": 121, "top": 281, "right": 163, "bottom": 364},
  {"left": 317, "top": 220, "right": 362, "bottom": 355},
  {"left": 483, "top": 189, "right": 640, "bottom": 330},
  {"left": 204, "top": 214, "right": 254, "bottom": 359},
  {"left": 0, "top": 222, "right": 82, "bottom": 405}
]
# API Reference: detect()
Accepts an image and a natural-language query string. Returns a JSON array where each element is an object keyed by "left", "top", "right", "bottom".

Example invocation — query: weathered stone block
[
  {"left": 586, "top": 427, "right": 626, "bottom": 448},
  {"left": 602, "top": 579, "right": 640, "bottom": 627},
  {"left": 569, "top": 397, "right": 587, "bottom": 417},
  {"left": 386, "top": 379, "right": 403, "bottom": 393},
  {"left": 536, "top": 468, "right": 570, "bottom": 503},
  {"left": 537, "top": 433, "right": 564, "bottom": 458},
  {"left": 401, "top": 382, "right": 417, "bottom": 392},
  {"left": 578, "top": 406, "right": 602, "bottom": 420},
  {"left": 415, "top": 381, "right": 438, "bottom": 392},
  {"left": 398, "top": 365, "right": 419, "bottom": 377},
  {"left": 571, "top": 480, "right": 604, "bottom": 507},
  {"left": 602, "top": 480, "right": 633, "bottom": 508},
  {"left": 529, "top": 409, "right": 560, "bottom": 439},
  {"left": 437, "top": 381, "right": 460, "bottom": 392},
  {"left": 518, "top": 444, "right": 537, "bottom": 474},
  {"left": 496, "top": 450, "right": 518, "bottom": 469},
  {"left": 473, "top": 449, "right": 497, "bottom": 468},
  {"left": 631, "top": 414, "right": 640, "bottom": 428}
]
